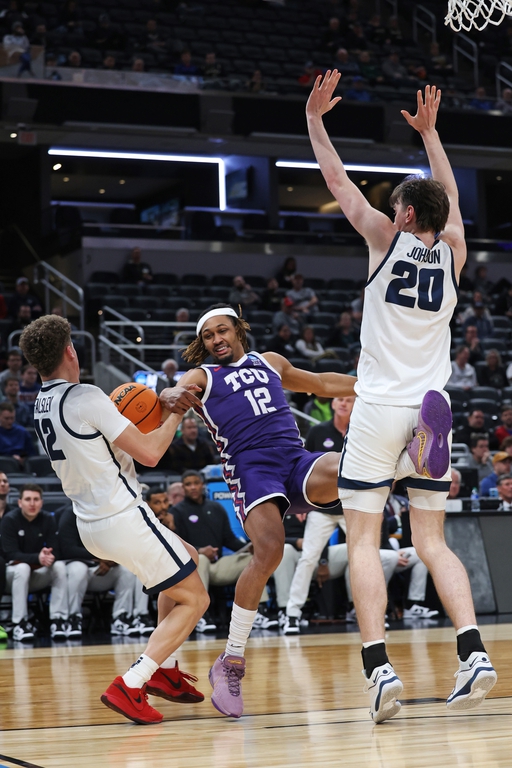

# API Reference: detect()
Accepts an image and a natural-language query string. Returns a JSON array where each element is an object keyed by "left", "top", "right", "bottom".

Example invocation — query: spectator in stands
[
  {"left": 304, "top": 395, "right": 333, "bottom": 423},
  {"left": 2, "top": 377, "right": 31, "bottom": 427},
  {"left": 174, "top": 50, "right": 198, "bottom": 76},
  {"left": 333, "top": 47, "right": 360, "bottom": 77},
  {"left": 0, "top": 471, "right": 10, "bottom": 518},
  {"left": 344, "top": 76, "right": 372, "bottom": 102},
  {"left": 463, "top": 325, "right": 484, "bottom": 366},
  {"left": 203, "top": 51, "right": 223, "bottom": 82},
  {"left": 497, "top": 473, "right": 512, "bottom": 510},
  {"left": 305, "top": 395, "right": 354, "bottom": 452},
  {"left": 0, "top": 401, "right": 34, "bottom": 467},
  {"left": 145, "top": 18, "right": 167, "bottom": 55},
  {"left": 172, "top": 470, "right": 272, "bottom": 632},
  {"left": 480, "top": 451, "right": 512, "bottom": 497},
  {"left": 18, "top": 364, "right": 40, "bottom": 418},
  {"left": 447, "top": 345, "right": 477, "bottom": 390},
  {"left": 57, "top": 0, "right": 82, "bottom": 34},
  {"left": 473, "top": 265, "right": 494, "bottom": 299},
  {"left": 0, "top": 1, "right": 27, "bottom": 31},
  {"left": 467, "top": 434, "right": 494, "bottom": 483},
  {"left": 496, "top": 88, "right": 512, "bottom": 114},
  {"left": 479, "top": 349, "right": 508, "bottom": 389},
  {"left": 102, "top": 54, "right": 117, "bottom": 70},
  {"left": 494, "top": 285, "right": 512, "bottom": 318},
  {"left": 59, "top": 506, "right": 154, "bottom": 639},
  {"left": 9, "top": 304, "right": 32, "bottom": 336},
  {"left": 469, "top": 87, "right": 493, "bottom": 111},
  {"left": 357, "top": 50, "right": 384, "bottom": 85},
  {"left": 132, "top": 57, "right": 145, "bottom": 72},
  {"left": 366, "top": 14, "right": 388, "bottom": 48},
  {"left": 160, "top": 414, "right": 216, "bottom": 473},
  {"left": 443, "top": 87, "right": 466, "bottom": 109},
  {"left": 0, "top": 348, "right": 23, "bottom": 392},
  {"left": 298, "top": 61, "right": 324, "bottom": 89},
  {"left": 327, "top": 311, "right": 359, "bottom": 348},
  {"left": 453, "top": 409, "right": 487, "bottom": 448},
  {"left": 3, "top": 22, "right": 32, "bottom": 76},
  {"left": 286, "top": 274, "right": 318, "bottom": 316},
  {"left": 382, "top": 50, "right": 416, "bottom": 87},
  {"left": 93, "top": 13, "right": 121, "bottom": 51},
  {"left": 295, "top": 326, "right": 327, "bottom": 362},
  {"left": 246, "top": 69, "right": 265, "bottom": 94},
  {"left": 7, "top": 277, "right": 42, "bottom": 320},
  {"left": 144, "top": 485, "right": 175, "bottom": 533},
  {"left": 30, "top": 22, "right": 47, "bottom": 48},
  {"left": 499, "top": 435, "right": 512, "bottom": 455},
  {"left": 427, "top": 41, "right": 453, "bottom": 79},
  {"left": 161, "top": 358, "right": 178, "bottom": 388},
  {"left": 322, "top": 17, "right": 343, "bottom": 52},
  {"left": 228, "top": 275, "right": 260, "bottom": 309},
  {"left": 462, "top": 301, "right": 494, "bottom": 339},
  {"left": 351, "top": 288, "right": 364, "bottom": 322},
  {"left": 449, "top": 468, "right": 462, "bottom": 499},
  {"left": 167, "top": 481, "right": 184, "bottom": 507},
  {"left": 275, "top": 257, "right": 297, "bottom": 288},
  {"left": 344, "top": 22, "right": 368, "bottom": 52},
  {"left": 265, "top": 324, "right": 295, "bottom": 359},
  {"left": 385, "top": 16, "right": 405, "bottom": 48},
  {"left": 459, "top": 291, "right": 492, "bottom": 325},
  {"left": 495, "top": 405, "right": 512, "bottom": 445},
  {"left": 272, "top": 297, "right": 304, "bottom": 337},
  {"left": 260, "top": 277, "right": 281, "bottom": 313},
  {"left": 122, "top": 246, "right": 153, "bottom": 285},
  {"left": 66, "top": 50, "right": 81, "bottom": 68},
  {"left": 2, "top": 484, "right": 69, "bottom": 641}
]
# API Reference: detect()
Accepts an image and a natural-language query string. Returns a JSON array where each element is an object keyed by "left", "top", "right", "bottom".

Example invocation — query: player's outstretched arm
[
  {"left": 306, "top": 70, "right": 395, "bottom": 257},
  {"left": 264, "top": 352, "right": 356, "bottom": 398},
  {"left": 114, "top": 379, "right": 204, "bottom": 466},
  {"left": 401, "top": 85, "right": 466, "bottom": 271}
]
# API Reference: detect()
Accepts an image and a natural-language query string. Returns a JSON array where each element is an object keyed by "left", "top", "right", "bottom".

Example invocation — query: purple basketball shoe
[
  {"left": 209, "top": 654, "right": 246, "bottom": 718},
  {"left": 407, "top": 390, "right": 452, "bottom": 479}
]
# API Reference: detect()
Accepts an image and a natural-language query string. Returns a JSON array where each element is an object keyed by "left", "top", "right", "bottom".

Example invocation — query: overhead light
[
  {"left": 53, "top": 163, "right": 62, "bottom": 171},
  {"left": 63, "top": 177, "right": 70, "bottom": 182},
  {"left": 10, "top": 132, "right": 17, "bottom": 139},
  {"left": 276, "top": 160, "right": 427, "bottom": 175},
  {"left": 496, "top": 175, "right": 502, "bottom": 181},
  {"left": 287, "top": 186, "right": 294, "bottom": 192},
  {"left": 99, "top": 188, "right": 105, "bottom": 194},
  {"left": 360, "top": 179, "right": 368, "bottom": 186},
  {"left": 119, "top": 179, "right": 126, "bottom": 185},
  {"left": 48, "top": 148, "right": 227, "bottom": 210}
]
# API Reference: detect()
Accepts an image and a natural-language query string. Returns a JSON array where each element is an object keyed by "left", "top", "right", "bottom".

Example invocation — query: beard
[{"left": 211, "top": 350, "right": 234, "bottom": 366}]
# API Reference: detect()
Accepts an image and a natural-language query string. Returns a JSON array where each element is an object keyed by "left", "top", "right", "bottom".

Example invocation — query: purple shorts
[{"left": 222, "top": 445, "right": 341, "bottom": 527}]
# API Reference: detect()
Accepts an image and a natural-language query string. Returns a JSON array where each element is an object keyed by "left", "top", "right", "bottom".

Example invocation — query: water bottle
[
  {"left": 489, "top": 486, "right": 499, "bottom": 499},
  {"left": 470, "top": 487, "right": 480, "bottom": 512}
]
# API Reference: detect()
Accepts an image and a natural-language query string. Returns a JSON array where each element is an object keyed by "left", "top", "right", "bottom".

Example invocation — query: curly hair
[
  {"left": 183, "top": 304, "right": 251, "bottom": 366},
  {"left": 19, "top": 315, "right": 72, "bottom": 377}
]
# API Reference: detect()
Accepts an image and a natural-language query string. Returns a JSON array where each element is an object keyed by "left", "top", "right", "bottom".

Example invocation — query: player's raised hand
[
  {"left": 401, "top": 84, "right": 441, "bottom": 134},
  {"left": 160, "top": 383, "right": 203, "bottom": 414},
  {"left": 306, "top": 69, "right": 342, "bottom": 119}
]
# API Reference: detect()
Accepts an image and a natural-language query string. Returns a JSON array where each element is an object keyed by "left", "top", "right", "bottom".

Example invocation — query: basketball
[{"left": 109, "top": 382, "right": 162, "bottom": 434}]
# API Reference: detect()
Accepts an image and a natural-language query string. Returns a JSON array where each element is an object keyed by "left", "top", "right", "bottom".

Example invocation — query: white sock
[
  {"left": 225, "top": 603, "right": 257, "bottom": 658},
  {"left": 362, "top": 639, "right": 386, "bottom": 649},
  {"left": 456, "top": 624, "right": 479, "bottom": 636},
  {"left": 122, "top": 653, "right": 159, "bottom": 689},
  {"left": 396, "top": 448, "right": 415, "bottom": 480},
  {"left": 160, "top": 654, "right": 178, "bottom": 669}
]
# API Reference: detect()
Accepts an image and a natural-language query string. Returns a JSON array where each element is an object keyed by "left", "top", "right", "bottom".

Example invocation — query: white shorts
[
  {"left": 338, "top": 397, "right": 451, "bottom": 514},
  {"left": 77, "top": 502, "right": 195, "bottom": 594}
]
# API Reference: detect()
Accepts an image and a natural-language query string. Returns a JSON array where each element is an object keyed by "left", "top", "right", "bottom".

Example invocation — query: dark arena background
[{"left": 0, "top": 0, "right": 511, "bottom": 765}]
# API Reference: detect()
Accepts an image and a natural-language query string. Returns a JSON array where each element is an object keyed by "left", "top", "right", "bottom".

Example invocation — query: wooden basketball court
[{"left": 0, "top": 623, "right": 510, "bottom": 767}]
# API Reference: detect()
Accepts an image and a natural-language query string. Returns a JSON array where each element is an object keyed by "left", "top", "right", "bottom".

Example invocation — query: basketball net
[{"left": 445, "top": 0, "right": 512, "bottom": 30}]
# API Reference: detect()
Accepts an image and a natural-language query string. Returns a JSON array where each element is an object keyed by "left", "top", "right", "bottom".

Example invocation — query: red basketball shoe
[
  {"left": 146, "top": 662, "right": 204, "bottom": 703},
  {"left": 101, "top": 676, "right": 163, "bottom": 724}
]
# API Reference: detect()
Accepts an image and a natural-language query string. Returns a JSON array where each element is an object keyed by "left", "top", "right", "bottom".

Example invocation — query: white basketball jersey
[
  {"left": 33, "top": 380, "right": 142, "bottom": 522},
  {"left": 355, "top": 231, "right": 458, "bottom": 406}
]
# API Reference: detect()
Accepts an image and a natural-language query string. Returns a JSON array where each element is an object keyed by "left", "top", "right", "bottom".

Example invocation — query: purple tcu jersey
[{"left": 197, "top": 352, "right": 302, "bottom": 460}]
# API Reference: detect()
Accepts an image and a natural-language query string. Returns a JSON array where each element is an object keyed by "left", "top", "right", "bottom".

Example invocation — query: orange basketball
[{"left": 109, "top": 382, "right": 162, "bottom": 434}]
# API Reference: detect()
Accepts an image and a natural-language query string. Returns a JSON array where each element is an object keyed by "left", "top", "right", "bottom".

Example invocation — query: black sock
[
  {"left": 362, "top": 643, "right": 389, "bottom": 678},
  {"left": 406, "top": 599, "right": 425, "bottom": 609},
  {"left": 457, "top": 629, "right": 486, "bottom": 662}
]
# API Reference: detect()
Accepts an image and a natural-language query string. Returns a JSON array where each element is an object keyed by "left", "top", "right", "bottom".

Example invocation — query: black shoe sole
[{"left": 145, "top": 684, "right": 204, "bottom": 704}]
